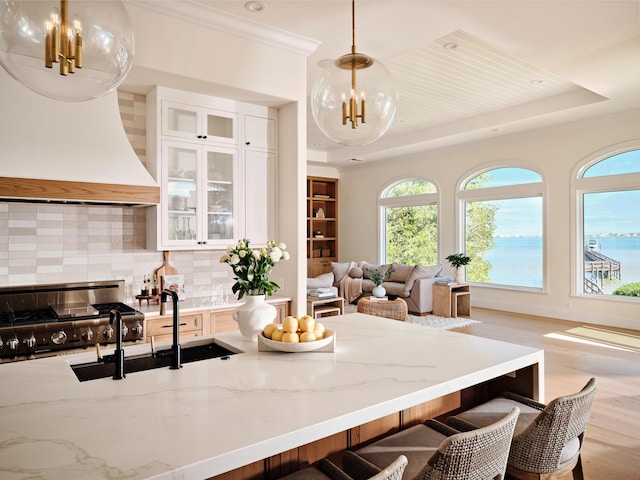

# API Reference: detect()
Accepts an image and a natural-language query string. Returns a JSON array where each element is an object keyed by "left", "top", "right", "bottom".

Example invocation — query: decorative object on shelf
[
  {"left": 0, "top": 0, "right": 134, "bottom": 101},
  {"left": 310, "top": 0, "right": 398, "bottom": 146},
  {"left": 445, "top": 252, "right": 471, "bottom": 284},
  {"left": 369, "top": 266, "right": 395, "bottom": 298},
  {"left": 220, "top": 239, "right": 290, "bottom": 340},
  {"left": 315, "top": 208, "right": 325, "bottom": 218}
]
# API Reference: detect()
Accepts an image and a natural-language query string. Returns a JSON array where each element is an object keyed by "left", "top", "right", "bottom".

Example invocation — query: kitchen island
[{"left": 0, "top": 313, "right": 543, "bottom": 480}]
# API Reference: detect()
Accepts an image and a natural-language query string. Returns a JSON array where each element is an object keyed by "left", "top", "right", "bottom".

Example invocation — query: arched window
[
  {"left": 575, "top": 149, "right": 640, "bottom": 298},
  {"left": 459, "top": 167, "right": 544, "bottom": 288},
  {"left": 379, "top": 178, "right": 438, "bottom": 265}
]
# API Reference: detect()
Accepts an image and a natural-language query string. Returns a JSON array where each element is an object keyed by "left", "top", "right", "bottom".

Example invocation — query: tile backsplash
[
  {"left": 0, "top": 202, "right": 233, "bottom": 303},
  {"left": 0, "top": 91, "right": 234, "bottom": 303}
]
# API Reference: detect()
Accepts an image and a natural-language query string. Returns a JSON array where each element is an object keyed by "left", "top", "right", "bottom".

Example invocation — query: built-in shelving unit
[{"left": 307, "top": 176, "right": 338, "bottom": 277}]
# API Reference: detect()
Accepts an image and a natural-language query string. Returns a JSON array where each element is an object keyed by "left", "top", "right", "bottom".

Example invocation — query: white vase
[
  {"left": 372, "top": 285, "right": 386, "bottom": 298},
  {"left": 232, "top": 294, "right": 277, "bottom": 341},
  {"left": 455, "top": 266, "right": 465, "bottom": 284}
]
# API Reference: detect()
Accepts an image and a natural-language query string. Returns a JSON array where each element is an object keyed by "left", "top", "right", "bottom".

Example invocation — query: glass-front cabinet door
[
  {"left": 162, "top": 101, "right": 237, "bottom": 145},
  {"left": 163, "top": 141, "right": 199, "bottom": 246},
  {"left": 162, "top": 140, "right": 238, "bottom": 248},
  {"left": 206, "top": 148, "right": 236, "bottom": 243}
]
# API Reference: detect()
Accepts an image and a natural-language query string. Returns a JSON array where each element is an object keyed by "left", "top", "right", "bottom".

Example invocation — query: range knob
[
  {"left": 23, "top": 335, "right": 37, "bottom": 349},
  {"left": 51, "top": 331, "right": 67, "bottom": 345},
  {"left": 7, "top": 337, "right": 19, "bottom": 350},
  {"left": 103, "top": 326, "right": 114, "bottom": 340},
  {"left": 82, "top": 329, "right": 93, "bottom": 341},
  {"left": 132, "top": 322, "right": 143, "bottom": 336},
  {"left": 121, "top": 323, "right": 129, "bottom": 337},
  {"left": 0, "top": 336, "right": 3, "bottom": 348}
]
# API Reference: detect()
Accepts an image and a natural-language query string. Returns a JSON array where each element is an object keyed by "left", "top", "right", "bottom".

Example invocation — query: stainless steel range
[{"left": 0, "top": 280, "right": 144, "bottom": 362}]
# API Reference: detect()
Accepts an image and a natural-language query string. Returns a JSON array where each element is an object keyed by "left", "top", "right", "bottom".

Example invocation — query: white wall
[{"left": 338, "top": 109, "right": 640, "bottom": 330}]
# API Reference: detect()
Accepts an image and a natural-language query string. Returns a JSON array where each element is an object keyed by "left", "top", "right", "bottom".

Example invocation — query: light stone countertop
[{"left": 0, "top": 313, "right": 544, "bottom": 480}]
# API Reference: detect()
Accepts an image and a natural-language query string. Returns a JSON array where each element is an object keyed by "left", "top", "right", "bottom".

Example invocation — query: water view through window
[{"left": 583, "top": 190, "right": 640, "bottom": 295}]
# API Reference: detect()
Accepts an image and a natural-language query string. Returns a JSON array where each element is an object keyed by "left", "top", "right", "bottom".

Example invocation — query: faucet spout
[
  {"left": 109, "top": 309, "right": 125, "bottom": 380},
  {"left": 161, "top": 288, "right": 182, "bottom": 369}
]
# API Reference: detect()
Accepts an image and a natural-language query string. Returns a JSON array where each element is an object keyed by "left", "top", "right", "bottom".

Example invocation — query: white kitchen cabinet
[
  {"left": 161, "top": 140, "right": 238, "bottom": 248},
  {"left": 244, "top": 115, "right": 276, "bottom": 151},
  {"left": 162, "top": 101, "right": 237, "bottom": 146},
  {"left": 146, "top": 86, "right": 277, "bottom": 251}
]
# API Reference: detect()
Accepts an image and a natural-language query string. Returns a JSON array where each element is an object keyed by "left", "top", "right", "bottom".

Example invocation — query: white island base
[{"left": 0, "top": 313, "right": 543, "bottom": 480}]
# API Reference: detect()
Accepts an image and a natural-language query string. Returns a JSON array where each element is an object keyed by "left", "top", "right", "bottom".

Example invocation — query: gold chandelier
[
  {"left": 44, "top": 0, "right": 82, "bottom": 75},
  {"left": 339, "top": 0, "right": 371, "bottom": 129},
  {"left": 310, "top": 0, "right": 398, "bottom": 146}
]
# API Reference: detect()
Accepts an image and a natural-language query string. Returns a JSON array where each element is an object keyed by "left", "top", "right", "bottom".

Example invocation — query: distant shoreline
[{"left": 494, "top": 234, "right": 640, "bottom": 238}]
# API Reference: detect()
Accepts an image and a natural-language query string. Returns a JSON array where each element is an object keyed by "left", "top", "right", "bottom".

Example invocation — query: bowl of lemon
[{"left": 259, "top": 315, "right": 335, "bottom": 352}]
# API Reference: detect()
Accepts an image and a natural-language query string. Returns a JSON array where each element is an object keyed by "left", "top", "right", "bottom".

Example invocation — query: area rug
[
  {"left": 345, "top": 304, "right": 480, "bottom": 330},
  {"left": 406, "top": 315, "right": 480, "bottom": 330}
]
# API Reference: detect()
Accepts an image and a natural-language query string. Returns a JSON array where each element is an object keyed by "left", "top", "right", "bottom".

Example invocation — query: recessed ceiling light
[
  {"left": 245, "top": 1, "right": 265, "bottom": 13},
  {"left": 443, "top": 42, "right": 458, "bottom": 50},
  {"left": 530, "top": 79, "right": 543, "bottom": 84},
  {"left": 316, "top": 59, "right": 332, "bottom": 68},
  {"left": 349, "top": 158, "right": 363, "bottom": 162}
]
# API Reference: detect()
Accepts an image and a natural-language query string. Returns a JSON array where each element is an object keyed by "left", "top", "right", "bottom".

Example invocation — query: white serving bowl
[{"left": 259, "top": 331, "right": 334, "bottom": 352}]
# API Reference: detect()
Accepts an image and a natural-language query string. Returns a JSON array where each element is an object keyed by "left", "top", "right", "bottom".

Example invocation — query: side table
[
  {"left": 307, "top": 296, "right": 345, "bottom": 319},
  {"left": 356, "top": 297, "right": 408, "bottom": 321},
  {"left": 432, "top": 283, "right": 471, "bottom": 318}
]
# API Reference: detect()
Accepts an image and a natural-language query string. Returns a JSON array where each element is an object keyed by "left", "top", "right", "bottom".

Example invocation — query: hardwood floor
[{"left": 456, "top": 308, "right": 640, "bottom": 480}]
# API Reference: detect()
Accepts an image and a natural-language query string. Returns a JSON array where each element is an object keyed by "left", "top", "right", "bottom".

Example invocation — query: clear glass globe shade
[
  {"left": 0, "top": 0, "right": 134, "bottom": 102},
  {"left": 311, "top": 53, "right": 398, "bottom": 146}
]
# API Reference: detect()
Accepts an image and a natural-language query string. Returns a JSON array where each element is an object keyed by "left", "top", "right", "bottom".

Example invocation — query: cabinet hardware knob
[{"left": 245, "top": 141, "right": 250, "bottom": 145}]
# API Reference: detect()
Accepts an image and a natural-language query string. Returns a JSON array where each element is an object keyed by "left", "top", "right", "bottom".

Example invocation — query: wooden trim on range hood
[{"left": 0, "top": 177, "right": 160, "bottom": 206}]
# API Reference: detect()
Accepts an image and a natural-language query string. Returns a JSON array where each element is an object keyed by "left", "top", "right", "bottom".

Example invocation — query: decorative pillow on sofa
[
  {"left": 388, "top": 262, "right": 414, "bottom": 283},
  {"left": 349, "top": 267, "right": 363, "bottom": 278},
  {"left": 403, "top": 264, "right": 443, "bottom": 294},
  {"left": 331, "top": 262, "right": 351, "bottom": 287},
  {"left": 307, "top": 272, "right": 334, "bottom": 290}
]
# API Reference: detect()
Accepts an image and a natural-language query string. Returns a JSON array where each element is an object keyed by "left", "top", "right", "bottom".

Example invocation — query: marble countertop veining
[{"left": 0, "top": 313, "right": 544, "bottom": 480}]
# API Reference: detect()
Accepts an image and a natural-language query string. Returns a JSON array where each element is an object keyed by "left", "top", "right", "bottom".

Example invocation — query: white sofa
[{"left": 308, "top": 262, "right": 452, "bottom": 315}]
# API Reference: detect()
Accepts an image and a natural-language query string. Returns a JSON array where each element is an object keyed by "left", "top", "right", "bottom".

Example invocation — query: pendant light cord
[{"left": 351, "top": 0, "right": 356, "bottom": 54}]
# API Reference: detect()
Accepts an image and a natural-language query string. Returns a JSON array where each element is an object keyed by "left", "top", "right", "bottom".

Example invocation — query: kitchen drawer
[
  {"left": 209, "top": 311, "right": 237, "bottom": 333},
  {"left": 146, "top": 313, "right": 202, "bottom": 341}
]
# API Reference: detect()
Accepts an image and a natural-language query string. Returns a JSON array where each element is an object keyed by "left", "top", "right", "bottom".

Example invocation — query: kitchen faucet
[
  {"left": 109, "top": 309, "right": 125, "bottom": 380},
  {"left": 160, "top": 288, "right": 182, "bottom": 369}
]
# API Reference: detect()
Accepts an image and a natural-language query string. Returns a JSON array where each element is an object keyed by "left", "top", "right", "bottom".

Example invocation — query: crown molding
[{"left": 126, "top": 0, "right": 320, "bottom": 57}]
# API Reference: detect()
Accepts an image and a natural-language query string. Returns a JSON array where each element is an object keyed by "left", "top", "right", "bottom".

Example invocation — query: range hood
[{"left": 0, "top": 71, "right": 159, "bottom": 206}]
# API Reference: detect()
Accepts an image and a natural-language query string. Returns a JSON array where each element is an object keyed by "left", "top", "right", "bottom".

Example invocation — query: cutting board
[{"left": 154, "top": 251, "right": 178, "bottom": 285}]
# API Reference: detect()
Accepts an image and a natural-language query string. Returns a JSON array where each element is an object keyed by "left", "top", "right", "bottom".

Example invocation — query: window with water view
[
  {"left": 580, "top": 150, "right": 640, "bottom": 297},
  {"left": 460, "top": 168, "right": 544, "bottom": 288}
]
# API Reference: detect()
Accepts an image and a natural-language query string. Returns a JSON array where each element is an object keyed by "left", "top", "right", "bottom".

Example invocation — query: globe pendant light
[
  {"left": 0, "top": 0, "right": 134, "bottom": 102},
  {"left": 311, "top": 0, "right": 398, "bottom": 146}
]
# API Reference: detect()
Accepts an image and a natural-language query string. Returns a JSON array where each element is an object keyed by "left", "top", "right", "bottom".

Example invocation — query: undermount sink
[{"left": 71, "top": 340, "right": 240, "bottom": 382}]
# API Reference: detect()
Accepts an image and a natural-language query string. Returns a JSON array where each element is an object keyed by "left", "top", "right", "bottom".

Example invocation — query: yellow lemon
[
  {"left": 263, "top": 323, "right": 278, "bottom": 339},
  {"left": 323, "top": 328, "right": 334, "bottom": 339},
  {"left": 300, "top": 331, "right": 316, "bottom": 342},
  {"left": 298, "top": 315, "right": 315, "bottom": 333},
  {"left": 271, "top": 328, "right": 284, "bottom": 341},
  {"left": 283, "top": 316, "right": 299, "bottom": 333},
  {"left": 282, "top": 332, "right": 300, "bottom": 343}
]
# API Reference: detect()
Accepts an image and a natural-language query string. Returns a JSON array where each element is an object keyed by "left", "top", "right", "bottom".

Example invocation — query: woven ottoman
[{"left": 356, "top": 297, "right": 408, "bottom": 321}]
